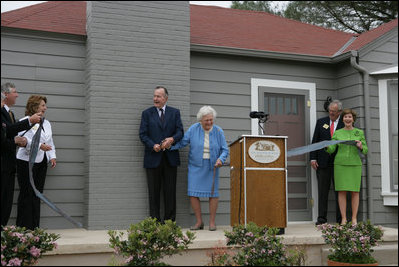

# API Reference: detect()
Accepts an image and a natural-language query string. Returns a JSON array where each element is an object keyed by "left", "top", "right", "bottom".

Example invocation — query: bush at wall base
[
  {"left": 318, "top": 220, "right": 383, "bottom": 266},
  {"left": 1, "top": 225, "right": 60, "bottom": 266},
  {"left": 108, "top": 217, "right": 196, "bottom": 266}
]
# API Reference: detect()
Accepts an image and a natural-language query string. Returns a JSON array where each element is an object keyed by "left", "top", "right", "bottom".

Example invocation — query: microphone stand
[{"left": 258, "top": 115, "right": 269, "bottom": 135}]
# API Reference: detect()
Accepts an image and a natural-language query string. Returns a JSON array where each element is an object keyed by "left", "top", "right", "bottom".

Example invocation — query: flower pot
[{"left": 327, "top": 259, "right": 379, "bottom": 266}]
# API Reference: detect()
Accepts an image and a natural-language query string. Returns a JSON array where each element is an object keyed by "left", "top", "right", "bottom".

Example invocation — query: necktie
[
  {"left": 330, "top": 120, "right": 335, "bottom": 137},
  {"left": 160, "top": 108, "right": 164, "bottom": 123},
  {"left": 9, "top": 110, "right": 15, "bottom": 123}
]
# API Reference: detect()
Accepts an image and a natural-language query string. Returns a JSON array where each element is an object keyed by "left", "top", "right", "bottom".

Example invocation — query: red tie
[{"left": 330, "top": 120, "right": 335, "bottom": 137}]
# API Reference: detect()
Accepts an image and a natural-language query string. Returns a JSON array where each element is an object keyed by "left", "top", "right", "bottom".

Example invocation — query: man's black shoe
[{"left": 315, "top": 219, "right": 327, "bottom": 226}]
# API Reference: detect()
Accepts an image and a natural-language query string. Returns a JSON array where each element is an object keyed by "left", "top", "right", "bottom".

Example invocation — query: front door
[{"left": 259, "top": 87, "right": 312, "bottom": 221}]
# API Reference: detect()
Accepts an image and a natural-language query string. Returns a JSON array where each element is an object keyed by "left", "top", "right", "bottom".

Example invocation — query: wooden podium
[{"left": 229, "top": 135, "right": 287, "bottom": 230}]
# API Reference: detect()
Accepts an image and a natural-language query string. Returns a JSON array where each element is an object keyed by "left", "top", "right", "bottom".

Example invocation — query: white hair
[
  {"left": 197, "top": 106, "right": 217, "bottom": 121},
  {"left": 1, "top": 92, "right": 5, "bottom": 101},
  {"left": 329, "top": 99, "right": 343, "bottom": 111}
]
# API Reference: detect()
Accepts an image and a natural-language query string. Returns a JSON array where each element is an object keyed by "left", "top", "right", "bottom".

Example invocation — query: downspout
[{"left": 350, "top": 50, "right": 374, "bottom": 223}]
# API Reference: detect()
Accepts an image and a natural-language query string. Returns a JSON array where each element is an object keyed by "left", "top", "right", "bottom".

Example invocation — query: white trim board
[
  {"left": 250, "top": 78, "right": 317, "bottom": 222},
  {"left": 378, "top": 79, "right": 398, "bottom": 206}
]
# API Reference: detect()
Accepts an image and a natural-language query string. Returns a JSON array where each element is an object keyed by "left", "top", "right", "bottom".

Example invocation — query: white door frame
[{"left": 251, "top": 78, "right": 317, "bottom": 222}]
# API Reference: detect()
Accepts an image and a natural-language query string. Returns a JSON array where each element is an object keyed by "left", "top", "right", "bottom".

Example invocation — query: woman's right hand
[{"left": 214, "top": 159, "right": 223, "bottom": 168}]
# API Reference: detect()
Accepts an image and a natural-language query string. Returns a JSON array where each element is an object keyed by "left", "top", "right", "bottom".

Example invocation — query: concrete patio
[{"left": 37, "top": 223, "right": 398, "bottom": 266}]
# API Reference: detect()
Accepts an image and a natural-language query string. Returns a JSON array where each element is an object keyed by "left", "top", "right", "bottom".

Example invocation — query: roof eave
[
  {"left": 191, "top": 43, "right": 353, "bottom": 64},
  {"left": 356, "top": 26, "right": 398, "bottom": 57}
]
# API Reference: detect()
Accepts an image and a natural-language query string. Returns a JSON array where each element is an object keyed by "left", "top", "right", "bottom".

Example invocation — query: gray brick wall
[{"left": 85, "top": 1, "right": 190, "bottom": 229}]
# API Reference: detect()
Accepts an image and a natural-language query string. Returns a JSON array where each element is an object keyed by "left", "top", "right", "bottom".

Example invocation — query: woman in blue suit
[{"left": 170, "top": 106, "right": 229, "bottom": 231}]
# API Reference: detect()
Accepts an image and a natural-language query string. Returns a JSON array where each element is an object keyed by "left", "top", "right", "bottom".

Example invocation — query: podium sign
[{"left": 229, "top": 135, "right": 287, "bottom": 228}]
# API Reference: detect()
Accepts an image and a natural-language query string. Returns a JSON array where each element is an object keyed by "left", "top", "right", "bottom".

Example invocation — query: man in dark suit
[
  {"left": 139, "top": 86, "right": 184, "bottom": 222},
  {"left": 310, "top": 99, "right": 344, "bottom": 225},
  {"left": 1, "top": 83, "right": 41, "bottom": 226}
]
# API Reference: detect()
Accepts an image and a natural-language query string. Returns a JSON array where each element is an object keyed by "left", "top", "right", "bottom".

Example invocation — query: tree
[
  {"left": 231, "top": 1, "right": 283, "bottom": 16},
  {"left": 230, "top": 1, "right": 398, "bottom": 33}
]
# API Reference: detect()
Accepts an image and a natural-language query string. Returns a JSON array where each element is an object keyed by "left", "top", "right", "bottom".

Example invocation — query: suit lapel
[
  {"left": 163, "top": 106, "right": 171, "bottom": 129},
  {"left": 320, "top": 117, "right": 332, "bottom": 139},
  {"left": 1, "top": 107, "right": 12, "bottom": 124}
]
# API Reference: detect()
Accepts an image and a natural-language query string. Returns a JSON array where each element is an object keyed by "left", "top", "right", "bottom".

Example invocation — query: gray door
[{"left": 259, "top": 87, "right": 312, "bottom": 221}]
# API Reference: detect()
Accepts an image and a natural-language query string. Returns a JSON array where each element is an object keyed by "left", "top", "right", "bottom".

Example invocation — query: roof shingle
[{"left": 1, "top": 1, "right": 397, "bottom": 57}]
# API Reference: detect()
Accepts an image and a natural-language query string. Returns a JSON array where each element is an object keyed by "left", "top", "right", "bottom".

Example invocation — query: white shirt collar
[
  {"left": 331, "top": 115, "right": 340, "bottom": 123},
  {"left": 4, "top": 104, "right": 10, "bottom": 112}
]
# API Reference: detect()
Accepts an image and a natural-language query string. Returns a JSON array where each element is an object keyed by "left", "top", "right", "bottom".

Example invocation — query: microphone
[{"left": 249, "top": 111, "right": 268, "bottom": 119}]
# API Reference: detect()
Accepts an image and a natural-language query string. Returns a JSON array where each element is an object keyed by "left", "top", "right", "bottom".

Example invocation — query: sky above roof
[{"left": 1, "top": 1, "right": 233, "bottom": 13}]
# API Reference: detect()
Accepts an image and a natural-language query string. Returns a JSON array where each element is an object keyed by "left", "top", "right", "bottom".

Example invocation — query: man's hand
[
  {"left": 161, "top": 137, "right": 174, "bottom": 150},
  {"left": 153, "top": 144, "right": 161, "bottom": 152},
  {"left": 14, "top": 136, "right": 27, "bottom": 147},
  {"left": 310, "top": 160, "right": 318, "bottom": 170},
  {"left": 29, "top": 112, "right": 42, "bottom": 124}
]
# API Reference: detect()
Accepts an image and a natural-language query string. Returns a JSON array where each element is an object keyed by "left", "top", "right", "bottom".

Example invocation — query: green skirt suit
[{"left": 326, "top": 128, "right": 368, "bottom": 192}]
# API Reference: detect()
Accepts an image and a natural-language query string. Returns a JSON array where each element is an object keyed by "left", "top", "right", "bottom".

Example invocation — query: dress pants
[
  {"left": 146, "top": 153, "right": 177, "bottom": 222},
  {"left": 16, "top": 156, "right": 48, "bottom": 230},
  {"left": 317, "top": 166, "right": 341, "bottom": 223},
  {"left": 1, "top": 167, "right": 16, "bottom": 226}
]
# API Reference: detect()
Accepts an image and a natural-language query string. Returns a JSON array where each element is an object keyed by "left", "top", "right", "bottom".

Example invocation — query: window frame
[{"left": 378, "top": 78, "right": 398, "bottom": 206}]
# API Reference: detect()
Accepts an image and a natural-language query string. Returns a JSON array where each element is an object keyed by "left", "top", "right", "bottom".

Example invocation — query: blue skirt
[{"left": 188, "top": 159, "right": 219, "bottom": 197}]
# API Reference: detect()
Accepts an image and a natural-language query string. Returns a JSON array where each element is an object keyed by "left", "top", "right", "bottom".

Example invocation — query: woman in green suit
[{"left": 326, "top": 108, "right": 368, "bottom": 225}]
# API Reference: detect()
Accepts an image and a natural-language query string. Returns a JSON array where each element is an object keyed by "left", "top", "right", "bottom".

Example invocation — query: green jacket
[{"left": 326, "top": 127, "right": 368, "bottom": 166}]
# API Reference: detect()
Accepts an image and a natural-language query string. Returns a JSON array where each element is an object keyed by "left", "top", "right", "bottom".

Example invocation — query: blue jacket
[
  {"left": 139, "top": 106, "right": 184, "bottom": 168},
  {"left": 171, "top": 122, "right": 229, "bottom": 169}
]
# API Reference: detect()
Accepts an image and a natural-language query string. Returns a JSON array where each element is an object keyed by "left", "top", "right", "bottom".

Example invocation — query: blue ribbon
[
  {"left": 29, "top": 118, "right": 83, "bottom": 228},
  {"left": 287, "top": 140, "right": 358, "bottom": 157}
]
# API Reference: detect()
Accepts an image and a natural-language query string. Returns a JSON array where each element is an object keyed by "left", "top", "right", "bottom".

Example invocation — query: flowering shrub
[
  {"left": 108, "top": 217, "right": 196, "bottom": 266},
  {"left": 218, "top": 222, "right": 305, "bottom": 266},
  {"left": 318, "top": 220, "right": 383, "bottom": 264},
  {"left": 206, "top": 241, "right": 238, "bottom": 266},
  {"left": 1, "top": 225, "right": 59, "bottom": 266}
]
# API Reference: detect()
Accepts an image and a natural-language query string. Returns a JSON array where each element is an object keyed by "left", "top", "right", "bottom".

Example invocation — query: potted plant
[
  {"left": 1, "top": 225, "right": 59, "bottom": 266},
  {"left": 108, "top": 217, "right": 195, "bottom": 266},
  {"left": 318, "top": 220, "right": 383, "bottom": 266}
]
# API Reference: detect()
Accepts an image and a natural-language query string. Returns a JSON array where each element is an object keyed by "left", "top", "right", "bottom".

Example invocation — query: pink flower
[
  {"left": 114, "top": 247, "right": 121, "bottom": 255},
  {"left": 29, "top": 246, "right": 41, "bottom": 257},
  {"left": 125, "top": 256, "right": 134, "bottom": 264},
  {"left": 7, "top": 258, "right": 22, "bottom": 266},
  {"left": 51, "top": 241, "right": 58, "bottom": 249}
]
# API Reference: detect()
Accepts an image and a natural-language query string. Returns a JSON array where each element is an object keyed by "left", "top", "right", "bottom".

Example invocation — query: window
[
  {"left": 379, "top": 78, "right": 398, "bottom": 206},
  {"left": 264, "top": 94, "right": 299, "bottom": 115}
]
